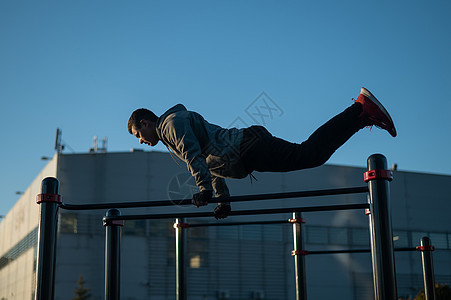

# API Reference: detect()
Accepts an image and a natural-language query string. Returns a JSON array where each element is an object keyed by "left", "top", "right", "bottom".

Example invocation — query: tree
[
  {"left": 415, "top": 283, "right": 451, "bottom": 300},
  {"left": 72, "top": 275, "right": 92, "bottom": 300}
]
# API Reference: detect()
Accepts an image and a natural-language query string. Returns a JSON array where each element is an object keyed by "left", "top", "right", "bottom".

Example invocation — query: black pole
[
  {"left": 60, "top": 186, "right": 369, "bottom": 210},
  {"left": 174, "top": 218, "right": 187, "bottom": 300},
  {"left": 419, "top": 237, "right": 436, "bottom": 300},
  {"left": 104, "top": 209, "right": 123, "bottom": 300},
  {"left": 35, "top": 177, "right": 61, "bottom": 300},
  {"left": 104, "top": 203, "right": 369, "bottom": 221},
  {"left": 292, "top": 212, "right": 307, "bottom": 300},
  {"left": 188, "top": 219, "right": 290, "bottom": 227},
  {"left": 366, "top": 154, "right": 397, "bottom": 300},
  {"left": 301, "top": 247, "right": 417, "bottom": 255}
]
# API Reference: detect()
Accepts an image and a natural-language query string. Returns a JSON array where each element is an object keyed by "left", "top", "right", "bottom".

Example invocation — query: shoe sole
[{"left": 361, "top": 87, "right": 397, "bottom": 137}]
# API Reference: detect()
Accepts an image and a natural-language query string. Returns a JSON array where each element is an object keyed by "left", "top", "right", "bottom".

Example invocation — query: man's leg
[
  {"left": 240, "top": 87, "right": 396, "bottom": 173},
  {"left": 241, "top": 103, "right": 363, "bottom": 172}
]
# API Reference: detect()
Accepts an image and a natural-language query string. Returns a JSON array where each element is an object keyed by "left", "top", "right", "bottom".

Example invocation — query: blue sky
[{"left": 1, "top": 1, "right": 450, "bottom": 216}]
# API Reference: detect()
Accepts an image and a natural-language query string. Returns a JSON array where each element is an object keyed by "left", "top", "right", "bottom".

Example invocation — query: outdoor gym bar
[
  {"left": 34, "top": 154, "right": 433, "bottom": 300},
  {"left": 59, "top": 186, "right": 369, "bottom": 210},
  {"left": 103, "top": 203, "right": 369, "bottom": 220},
  {"left": 105, "top": 205, "right": 368, "bottom": 300},
  {"left": 167, "top": 219, "right": 436, "bottom": 300}
]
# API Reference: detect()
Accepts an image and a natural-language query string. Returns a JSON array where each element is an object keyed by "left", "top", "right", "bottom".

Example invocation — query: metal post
[
  {"left": 419, "top": 237, "right": 436, "bottom": 300},
  {"left": 291, "top": 212, "right": 307, "bottom": 300},
  {"left": 174, "top": 218, "right": 187, "bottom": 300},
  {"left": 366, "top": 154, "right": 397, "bottom": 300},
  {"left": 104, "top": 209, "right": 123, "bottom": 300},
  {"left": 35, "top": 177, "right": 61, "bottom": 300}
]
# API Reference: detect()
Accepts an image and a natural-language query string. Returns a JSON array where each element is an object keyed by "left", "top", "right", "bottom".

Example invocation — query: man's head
[{"left": 128, "top": 108, "right": 160, "bottom": 146}]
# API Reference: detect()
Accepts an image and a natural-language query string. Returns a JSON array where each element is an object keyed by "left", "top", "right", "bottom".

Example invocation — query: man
[{"left": 128, "top": 87, "right": 396, "bottom": 219}]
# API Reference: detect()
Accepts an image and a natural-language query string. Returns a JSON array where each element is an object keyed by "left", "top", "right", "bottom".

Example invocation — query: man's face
[{"left": 132, "top": 120, "right": 159, "bottom": 146}]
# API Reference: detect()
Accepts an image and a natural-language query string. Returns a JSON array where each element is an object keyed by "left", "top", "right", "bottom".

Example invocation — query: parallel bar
[
  {"left": 104, "top": 209, "right": 122, "bottom": 300},
  {"left": 188, "top": 220, "right": 290, "bottom": 227},
  {"left": 306, "top": 248, "right": 417, "bottom": 255},
  {"left": 420, "top": 237, "right": 436, "bottom": 300},
  {"left": 104, "top": 203, "right": 370, "bottom": 221},
  {"left": 293, "top": 212, "right": 307, "bottom": 300},
  {"left": 393, "top": 247, "right": 418, "bottom": 252},
  {"left": 60, "top": 186, "right": 369, "bottom": 210},
  {"left": 175, "top": 219, "right": 187, "bottom": 300},
  {"left": 309, "top": 249, "right": 371, "bottom": 255},
  {"left": 367, "top": 154, "right": 398, "bottom": 300},
  {"left": 35, "top": 177, "right": 60, "bottom": 300}
]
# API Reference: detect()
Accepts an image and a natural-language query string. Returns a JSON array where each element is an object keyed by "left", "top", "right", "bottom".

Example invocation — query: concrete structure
[{"left": 0, "top": 151, "right": 450, "bottom": 300}]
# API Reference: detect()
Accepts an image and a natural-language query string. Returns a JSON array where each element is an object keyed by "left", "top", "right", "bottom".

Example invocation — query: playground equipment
[{"left": 34, "top": 154, "right": 436, "bottom": 300}]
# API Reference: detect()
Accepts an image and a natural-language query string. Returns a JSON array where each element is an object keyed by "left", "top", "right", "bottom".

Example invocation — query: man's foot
[{"left": 355, "top": 87, "right": 397, "bottom": 137}]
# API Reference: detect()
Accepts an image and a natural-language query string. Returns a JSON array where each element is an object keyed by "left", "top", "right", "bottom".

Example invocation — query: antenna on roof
[
  {"left": 89, "top": 136, "right": 108, "bottom": 153},
  {"left": 55, "top": 128, "right": 64, "bottom": 154},
  {"left": 54, "top": 128, "right": 75, "bottom": 154}
]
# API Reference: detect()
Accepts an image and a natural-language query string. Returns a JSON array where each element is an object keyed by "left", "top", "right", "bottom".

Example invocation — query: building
[{"left": 0, "top": 151, "right": 450, "bottom": 300}]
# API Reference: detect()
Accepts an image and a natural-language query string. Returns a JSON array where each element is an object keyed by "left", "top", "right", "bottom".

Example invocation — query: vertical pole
[
  {"left": 366, "top": 154, "right": 397, "bottom": 300},
  {"left": 292, "top": 212, "right": 307, "bottom": 300},
  {"left": 174, "top": 218, "right": 187, "bottom": 300},
  {"left": 35, "top": 177, "right": 61, "bottom": 300},
  {"left": 419, "top": 237, "right": 436, "bottom": 300},
  {"left": 104, "top": 209, "right": 123, "bottom": 300}
]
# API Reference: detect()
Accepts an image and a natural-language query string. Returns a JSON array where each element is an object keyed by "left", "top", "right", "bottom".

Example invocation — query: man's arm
[
  {"left": 160, "top": 117, "right": 213, "bottom": 192},
  {"left": 211, "top": 176, "right": 229, "bottom": 198},
  {"left": 212, "top": 176, "right": 231, "bottom": 219}
]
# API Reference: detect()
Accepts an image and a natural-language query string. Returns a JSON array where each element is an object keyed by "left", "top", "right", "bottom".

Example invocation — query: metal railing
[{"left": 34, "top": 154, "right": 437, "bottom": 300}]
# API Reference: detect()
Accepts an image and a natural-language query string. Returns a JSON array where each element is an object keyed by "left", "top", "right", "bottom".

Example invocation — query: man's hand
[
  {"left": 192, "top": 190, "right": 213, "bottom": 207},
  {"left": 214, "top": 203, "right": 231, "bottom": 219}
]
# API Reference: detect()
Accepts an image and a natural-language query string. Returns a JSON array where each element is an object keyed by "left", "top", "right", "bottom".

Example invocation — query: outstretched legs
[{"left": 240, "top": 87, "right": 396, "bottom": 173}]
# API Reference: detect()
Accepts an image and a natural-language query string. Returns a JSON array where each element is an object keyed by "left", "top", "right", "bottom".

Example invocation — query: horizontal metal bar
[
  {"left": 393, "top": 247, "right": 419, "bottom": 252},
  {"left": 60, "top": 186, "right": 369, "bottom": 211},
  {"left": 306, "top": 247, "right": 418, "bottom": 255},
  {"left": 104, "top": 203, "right": 370, "bottom": 221},
  {"left": 188, "top": 220, "right": 291, "bottom": 227},
  {"left": 308, "top": 249, "right": 371, "bottom": 255}
]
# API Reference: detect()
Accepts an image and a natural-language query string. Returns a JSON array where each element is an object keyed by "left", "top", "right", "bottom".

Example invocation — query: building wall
[{"left": 1, "top": 151, "right": 450, "bottom": 300}]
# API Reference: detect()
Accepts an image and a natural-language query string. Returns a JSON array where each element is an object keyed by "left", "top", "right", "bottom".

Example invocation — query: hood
[{"left": 156, "top": 104, "right": 187, "bottom": 127}]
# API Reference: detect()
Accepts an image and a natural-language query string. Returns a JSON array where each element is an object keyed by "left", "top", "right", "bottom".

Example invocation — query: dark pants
[{"left": 240, "top": 103, "right": 363, "bottom": 173}]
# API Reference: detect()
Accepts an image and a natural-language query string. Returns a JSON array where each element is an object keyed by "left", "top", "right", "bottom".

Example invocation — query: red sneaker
[{"left": 355, "top": 87, "right": 397, "bottom": 137}]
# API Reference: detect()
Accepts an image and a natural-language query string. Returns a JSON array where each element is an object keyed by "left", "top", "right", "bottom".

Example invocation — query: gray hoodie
[{"left": 156, "top": 104, "right": 248, "bottom": 197}]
